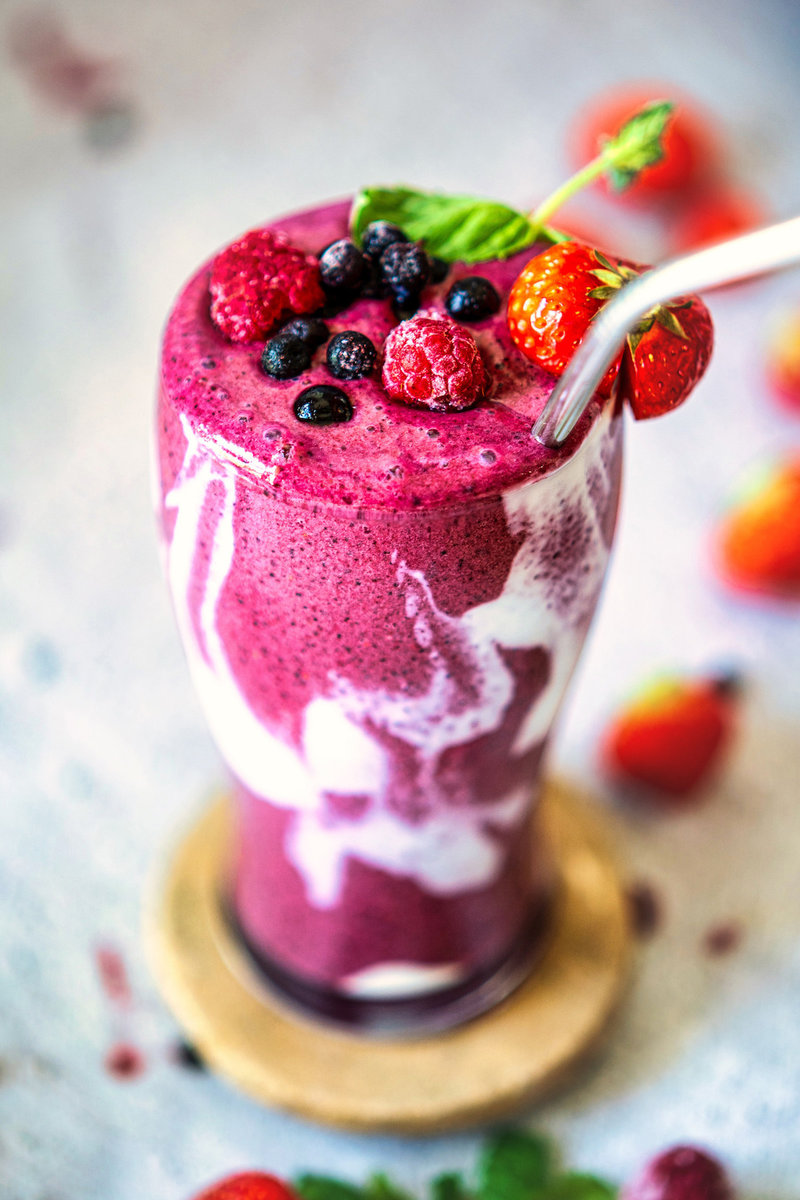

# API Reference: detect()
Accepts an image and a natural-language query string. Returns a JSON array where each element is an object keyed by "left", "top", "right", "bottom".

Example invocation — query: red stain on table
[
  {"left": 104, "top": 1042, "right": 145, "bottom": 1081},
  {"left": 626, "top": 880, "right": 663, "bottom": 938},
  {"left": 703, "top": 920, "right": 744, "bottom": 957},
  {"left": 94, "top": 944, "right": 132, "bottom": 1009}
]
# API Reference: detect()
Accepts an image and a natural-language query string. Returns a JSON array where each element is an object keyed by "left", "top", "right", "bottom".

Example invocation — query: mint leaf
[
  {"left": 295, "top": 1175, "right": 365, "bottom": 1200},
  {"left": 602, "top": 100, "right": 675, "bottom": 191},
  {"left": 543, "top": 1173, "right": 617, "bottom": 1200},
  {"left": 431, "top": 1172, "right": 473, "bottom": 1200},
  {"left": 350, "top": 187, "right": 561, "bottom": 263},
  {"left": 365, "top": 1174, "right": 415, "bottom": 1200},
  {"left": 478, "top": 1130, "right": 552, "bottom": 1200}
]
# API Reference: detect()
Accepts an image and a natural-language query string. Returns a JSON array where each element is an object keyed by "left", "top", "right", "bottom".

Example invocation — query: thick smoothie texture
[{"left": 156, "top": 200, "right": 622, "bottom": 1022}]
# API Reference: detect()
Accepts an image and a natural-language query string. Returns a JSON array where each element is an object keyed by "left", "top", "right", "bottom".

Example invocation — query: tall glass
[{"left": 155, "top": 202, "right": 623, "bottom": 1032}]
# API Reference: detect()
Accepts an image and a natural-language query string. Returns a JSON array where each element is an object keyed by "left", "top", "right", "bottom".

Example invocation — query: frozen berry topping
[
  {"left": 446, "top": 276, "right": 501, "bottom": 322},
  {"left": 261, "top": 332, "right": 312, "bottom": 380},
  {"left": 380, "top": 241, "right": 431, "bottom": 306},
  {"left": 209, "top": 228, "right": 324, "bottom": 344},
  {"left": 327, "top": 331, "right": 377, "bottom": 380},
  {"left": 318, "top": 239, "right": 366, "bottom": 291},
  {"left": 294, "top": 383, "right": 353, "bottom": 425},
  {"left": 622, "top": 1146, "right": 734, "bottom": 1200},
  {"left": 280, "top": 315, "right": 330, "bottom": 349},
  {"left": 362, "top": 220, "right": 408, "bottom": 260},
  {"left": 382, "top": 314, "right": 487, "bottom": 412}
]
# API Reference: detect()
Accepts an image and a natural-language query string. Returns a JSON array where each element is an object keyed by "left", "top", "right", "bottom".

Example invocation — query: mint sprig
[
  {"left": 528, "top": 100, "right": 675, "bottom": 234},
  {"left": 351, "top": 99, "right": 675, "bottom": 264},
  {"left": 293, "top": 1129, "right": 617, "bottom": 1200},
  {"left": 477, "top": 1129, "right": 551, "bottom": 1200},
  {"left": 295, "top": 1175, "right": 365, "bottom": 1200},
  {"left": 350, "top": 187, "right": 566, "bottom": 264}
]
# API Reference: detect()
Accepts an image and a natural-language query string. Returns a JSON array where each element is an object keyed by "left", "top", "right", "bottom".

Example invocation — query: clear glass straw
[{"left": 533, "top": 216, "right": 800, "bottom": 447}]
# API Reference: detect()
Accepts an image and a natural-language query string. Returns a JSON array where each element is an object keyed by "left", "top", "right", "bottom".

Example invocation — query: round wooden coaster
[{"left": 146, "top": 778, "right": 630, "bottom": 1134}]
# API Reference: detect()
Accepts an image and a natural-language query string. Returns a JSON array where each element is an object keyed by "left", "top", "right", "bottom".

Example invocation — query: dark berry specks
[
  {"left": 319, "top": 239, "right": 366, "bottom": 291},
  {"left": 445, "top": 276, "right": 501, "bottom": 322},
  {"left": 280, "top": 315, "right": 330, "bottom": 348},
  {"left": 261, "top": 332, "right": 312, "bottom": 379},
  {"left": 327, "top": 331, "right": 377, "bottom": 380},
  {"left": 294, "top": 384, "right": 353, "bottom": 425},
  {"left": 362, "top": 220, "right": 408, "bottom": 260}
]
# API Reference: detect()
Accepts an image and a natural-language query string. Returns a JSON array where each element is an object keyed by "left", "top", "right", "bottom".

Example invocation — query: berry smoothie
[{"left": 156, "top": 200, "right": 623, "bottom": 1029}]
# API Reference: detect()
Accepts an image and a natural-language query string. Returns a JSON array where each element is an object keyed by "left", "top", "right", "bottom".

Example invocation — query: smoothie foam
[{"left": 156, "top": 200, "right": 622, "bottom": 1019}]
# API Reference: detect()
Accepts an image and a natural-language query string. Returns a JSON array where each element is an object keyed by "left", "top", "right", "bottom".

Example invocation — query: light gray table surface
[{"left": 2, "top": 1, "right": 800, "bottom": 1196}]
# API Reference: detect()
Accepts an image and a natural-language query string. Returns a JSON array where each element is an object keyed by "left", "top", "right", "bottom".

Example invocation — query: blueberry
[
  {"left": 294, "top": 384, "right": 353, "bottom": 424},
  {"left": 380, "top": 241, "right": 430, "bottom": 305},
  {"left": 261, "top": 333, "right": 312, "bottom": 379},
  {"left": 445, "top": 276, "right": 501, "bottom": 322},
  {"left": 362, "top": 220, "right": 408, "bottom": 260},
  {"left": 327, "top": 331, "right": 376, "bottom": 380},
  {"left": 428, "top": 255, "right": 450, "bottom": 284},
  {"left": 319, "top": 239, "right": 365, "bottom": 291},
  {"left": 280, "top": 315, "right": 329, "bottom": 349}
]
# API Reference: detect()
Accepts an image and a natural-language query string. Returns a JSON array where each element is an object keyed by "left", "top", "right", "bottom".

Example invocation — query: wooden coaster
[{"left": 146, "top": 778, "right": 630, "bottom": 1134}]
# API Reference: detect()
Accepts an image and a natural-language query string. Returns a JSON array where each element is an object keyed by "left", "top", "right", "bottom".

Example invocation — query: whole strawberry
[
  {"left": 508, "top": 241, "right": 713, "bottom": 419},
  {"left": 766, "top": 307, "right": 800, "bottom": 414},
  {"left": 210, "top": 229, "right": 324, "bottom": 343},
  {"left": 508, "top": 242, "right": 624, "bottom": 396},
  {"left": 193, "top": 1172, "right": 299, "bottom": 1200},
  {"left": 602, "top": 673, "right": 739, "bottom": 801},
  {"left": 715, "top": 456, "right": 800, "bottom": 599},
  {"left": 622, "top": 1146, "right": 735, "bottom": 1200}
]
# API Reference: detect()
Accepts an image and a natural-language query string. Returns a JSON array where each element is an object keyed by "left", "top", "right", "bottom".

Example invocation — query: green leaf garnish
[
  {"left": 477, "top": 1129, "right": 552, "bottom": 1200},
  {"left": 542, "top": 1173, "right": 617, "bottom": 1200},
  {"left": 601, "top": 100, "right": 675, "bottom": 191},
  {"left": 365, "top": 1174, "right": 415, "bottom": 1200},
  {"left": 295, "top": 1175, "right": 365, "bottom": 1200},
  {"left": 431, "top": 1173, "right": 473, "bottom": 1200},
  {"left": 350, "top": 187, "right": 567, "bottom": 264}
]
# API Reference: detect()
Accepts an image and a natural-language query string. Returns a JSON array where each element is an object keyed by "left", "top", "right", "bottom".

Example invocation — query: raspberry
[
  {"left": 382, "top": 315, "right": 486, "bottom": 412},
  {"left": 209, "top": 229, "right": 324, "bottom": 344},
  {"left": 622, "top": 1146, "right": 734, "bottom": 1200}
]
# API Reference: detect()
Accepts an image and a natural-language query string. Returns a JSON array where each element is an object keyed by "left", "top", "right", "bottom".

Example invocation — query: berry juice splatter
[{"left": 156, "top": 201, "right": 623, "bottom": 1027}]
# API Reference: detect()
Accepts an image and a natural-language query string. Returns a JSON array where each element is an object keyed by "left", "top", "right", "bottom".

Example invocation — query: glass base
[{"left": 225, "top": 889, "right": 555, "bottom": 1037}]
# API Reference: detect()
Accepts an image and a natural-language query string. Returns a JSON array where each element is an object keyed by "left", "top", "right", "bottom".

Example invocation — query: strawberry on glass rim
[
  {"left": 350, "top": 98, "right": 714, "bottom": 421},
  {"left": 508, "top": 100, "right": 714, "bottom": 420},
  {"left": 508, "top": 241, "right": 714, "bottom": 418}
]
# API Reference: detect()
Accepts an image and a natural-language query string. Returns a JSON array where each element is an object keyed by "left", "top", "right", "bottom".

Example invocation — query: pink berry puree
[{"left": 155, "top": 200, "right": 623, "bottom": 1028}]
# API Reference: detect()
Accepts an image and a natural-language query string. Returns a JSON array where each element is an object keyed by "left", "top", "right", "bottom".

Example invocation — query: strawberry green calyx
[
  {"left": 585, "top": 250, "right": 689, "bottom": 353},
  {"left": 528, "top": 100, "right": 675, "bottom": 236}
]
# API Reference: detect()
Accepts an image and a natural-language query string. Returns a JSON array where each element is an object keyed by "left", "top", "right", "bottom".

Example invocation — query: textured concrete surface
[{"left": 2, "top": 1, "right": 800, "bottom": 1195}]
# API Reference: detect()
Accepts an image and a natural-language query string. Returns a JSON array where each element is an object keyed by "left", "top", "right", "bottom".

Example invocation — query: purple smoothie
[{"left": 156, "top": 200, "right": 622, "bottom": 1028}]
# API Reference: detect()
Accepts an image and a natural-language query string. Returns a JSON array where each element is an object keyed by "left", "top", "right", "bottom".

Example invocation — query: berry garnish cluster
[
  {"left": 208, "top": 98, "right": 716, "bottom": 428},
  {"left": 188, "top": 1131, "right": 736, "bottom": 1200},
  {"left": 208, "top": 214, "right": 499, "bottom": 420}
]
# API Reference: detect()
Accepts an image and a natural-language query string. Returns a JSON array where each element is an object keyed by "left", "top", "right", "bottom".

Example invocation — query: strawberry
[
  {"left": 193, "top": 1173, "right": 299, "bottom": 1200},
  {"left": 601, "top": 673, "right": 739, "bottom": 802},
  {"left": 766, "top": 307, "right": 800, "bottom": 414},
  {"left": 670, "top": 185, "right": 766, "bottom": 254},
  {"left": 508, "top": 242, "right": 626, "bottom": 397},
  {"left": 508, "top": 241, "right": 713, "bottom": 418},
  {"left": 625, "top": 293, "right": 714, "bottom": 419},
  {"left": 715, "top": 456, "right": 800, "bottom": 599},
  {"left": 570, "top": 85, "right": 719, "bottom": 204}
]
